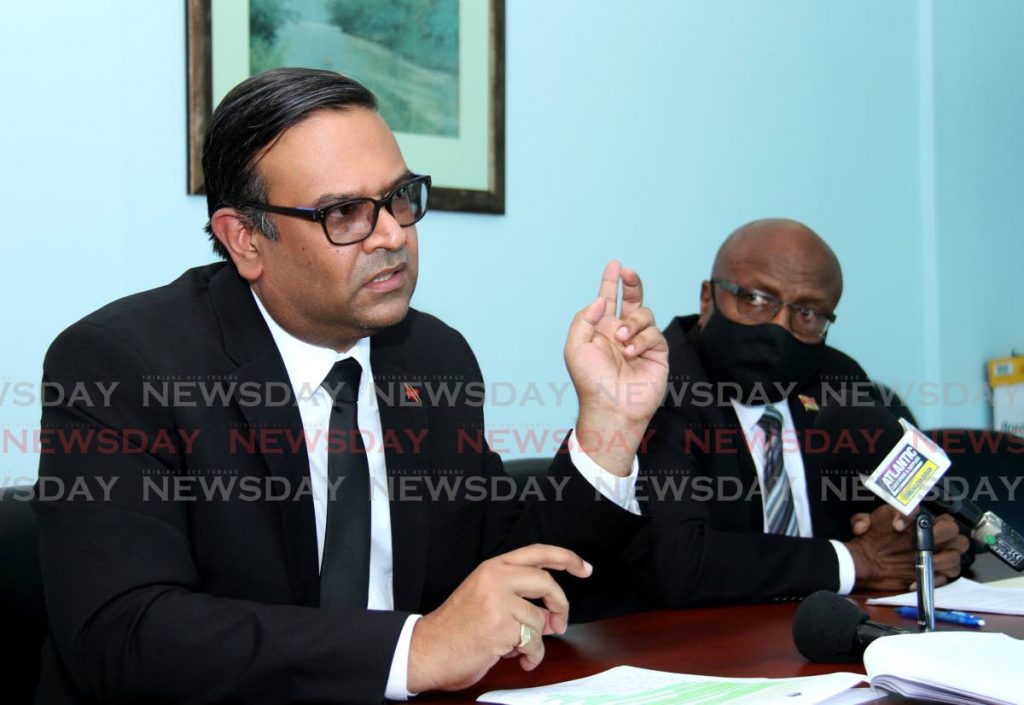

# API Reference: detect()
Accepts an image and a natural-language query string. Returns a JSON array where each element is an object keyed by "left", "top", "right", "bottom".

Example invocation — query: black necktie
[
  {"left": 758, "top": 406, "right": 798, "bottom": 536},
  {"left": 319, "top": 358, "right": 370, "bottom": 609}
]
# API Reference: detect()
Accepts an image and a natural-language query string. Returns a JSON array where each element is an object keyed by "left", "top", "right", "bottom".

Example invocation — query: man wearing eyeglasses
[
  {"left": 34, "top": 69, "right": 668, "bottom": 704},
  {"left": 629, "top": 218, "right": 968, "bottom": 607}
]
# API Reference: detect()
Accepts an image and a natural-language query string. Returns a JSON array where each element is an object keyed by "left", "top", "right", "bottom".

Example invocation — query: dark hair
[{"left": 201, "top": 68, "right": 378, "bottom": 259}]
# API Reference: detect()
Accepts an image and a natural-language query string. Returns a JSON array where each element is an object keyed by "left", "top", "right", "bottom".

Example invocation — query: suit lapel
[
  {"left": 708, "top": 404, "right": 764, "bottom": 531},
  {"left": 685, "top": 321, "right": 764, "bottom": 530},
  {"left": 210, "top": 265, "right": 320, "bottom": 607},
  {"left": 788, "top": 393, "right": 826, "bottom": 536},
  {"left": 731, "top": 407, "right": 765, "bottom": 531},
  {"left": 370, "top": 351, "right": 431, "bottom": 613}
]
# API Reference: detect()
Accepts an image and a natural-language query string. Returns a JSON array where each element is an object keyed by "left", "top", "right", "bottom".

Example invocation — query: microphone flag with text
[{"left": 816, "top": 404, "right": 1024, "bottom": 572}]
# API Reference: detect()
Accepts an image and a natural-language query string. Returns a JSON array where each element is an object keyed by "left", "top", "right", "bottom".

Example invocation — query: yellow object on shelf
[{"left": 988, "top": 353, "right": 1024, "bottom": 437}]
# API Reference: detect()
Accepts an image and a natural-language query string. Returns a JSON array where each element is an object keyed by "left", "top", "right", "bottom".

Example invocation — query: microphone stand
[{"left": 914, "top": 512, "right": 936, "bottom": 632}]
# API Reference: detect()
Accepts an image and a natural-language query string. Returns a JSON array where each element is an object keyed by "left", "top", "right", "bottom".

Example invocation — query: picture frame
[{"left": 186, "top": 0, "right": 505, "bottom": 213}]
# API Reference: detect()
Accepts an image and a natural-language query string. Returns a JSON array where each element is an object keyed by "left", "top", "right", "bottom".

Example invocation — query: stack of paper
[
  {"left": 866, "top": 578, "right": 1024, "bottom": 615},
  {"left": 982, "top": 575, "right": 1024, "bottom": 590},
  {"left": 863, "top": 631, "right": 1023, "bottom": 705},
  {"left": 478, "top": 667, "right": 867, "bottom": 704}
]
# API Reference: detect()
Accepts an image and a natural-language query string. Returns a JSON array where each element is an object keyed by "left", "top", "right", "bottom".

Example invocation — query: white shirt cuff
[
  {"left": 567, "top": 428, "right": 641, "bottom": 515},
  {"left": 829, "top": 540, "right": 856, "bottom": 595},
  {"left": 384, "top": 614, "right": 422, "bottom": 700}
]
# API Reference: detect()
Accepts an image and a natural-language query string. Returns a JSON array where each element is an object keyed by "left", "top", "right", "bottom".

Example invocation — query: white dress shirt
[
  {"left": 253, "top": 293, "right": 639, "bottom": 698},
  {"left": 729, "top": 399, "right": 856, "bottom": 594}
]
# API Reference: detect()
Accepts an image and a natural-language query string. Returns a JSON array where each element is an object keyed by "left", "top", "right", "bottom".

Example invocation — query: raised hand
[
  {"left": 565, "top": 261, "right": 668, "bottom": 476},
  {"left": 407, "top": 544, "right": 592, "bottom": 693}
]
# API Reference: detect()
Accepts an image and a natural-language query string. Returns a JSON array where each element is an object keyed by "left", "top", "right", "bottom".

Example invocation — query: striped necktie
[{"left": 758, "top": 406, "right": 799, "bottom": 536}]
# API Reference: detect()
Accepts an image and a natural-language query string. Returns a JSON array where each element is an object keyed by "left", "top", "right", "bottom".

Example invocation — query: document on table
[
  {"left": 817, "top": 690, "right": 886, "bottom": 705},
  {"left": 866, "top": 578, "right": 1024, "bottom": 615},
  {"left": 987, "top": 575, "right": 1024, "bottom": 590},
  {"left": 863, "top": 631, "right": 1024, "bottom": 705},
  {"left": 477, "top": 667, "right": 866, "bottom": 705}
]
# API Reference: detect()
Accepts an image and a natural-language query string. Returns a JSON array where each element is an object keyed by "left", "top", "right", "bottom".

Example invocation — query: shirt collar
[
  {"left": 730, "top": 397, "right": 789, "bottom": 436},
  {"left": 251, "top": 289, "right": 372, "bottom": 402}
]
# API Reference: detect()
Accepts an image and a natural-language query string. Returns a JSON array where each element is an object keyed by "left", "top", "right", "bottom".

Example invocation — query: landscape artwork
[
  {"left": 249, "top": 0, "right": 459, "bottom": 138},
  {"left": 188, "top": 0, "right": 505, "bottom": 212}
]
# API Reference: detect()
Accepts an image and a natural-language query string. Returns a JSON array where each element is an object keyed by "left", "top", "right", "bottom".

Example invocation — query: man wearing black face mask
[{"left": 623, "top": 219, "right": 969, "bottom": 608}]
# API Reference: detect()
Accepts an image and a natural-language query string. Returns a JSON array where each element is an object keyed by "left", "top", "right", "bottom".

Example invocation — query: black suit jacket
[
  {"left": 33, "top": 263, "right": 644, "bottom": 705},
  {"left": 631, "top": 315, "right": 882, "bottom": 607}
]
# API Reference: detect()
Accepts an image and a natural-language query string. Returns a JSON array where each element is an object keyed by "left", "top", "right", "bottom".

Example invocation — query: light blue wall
[
  {"left": 1, "top": 1, "right": 1020, "bottom": 483},
  {"left": 930, "top": 0, "right": 1024, "bottom": 428}
]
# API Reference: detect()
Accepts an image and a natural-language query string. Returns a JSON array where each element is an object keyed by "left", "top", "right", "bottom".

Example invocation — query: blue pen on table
[{"left": 895, "top": 606, "right": 986, "bottom": 627}]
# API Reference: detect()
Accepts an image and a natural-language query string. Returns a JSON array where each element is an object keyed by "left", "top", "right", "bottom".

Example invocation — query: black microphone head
[{"left": 792, "top": 590, "right": 869, "bottom": 663}]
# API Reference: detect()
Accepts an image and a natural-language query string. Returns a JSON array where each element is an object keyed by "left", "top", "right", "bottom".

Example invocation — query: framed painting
[{"left": 187, "top": 0, "right": 505, "bottom": 213}]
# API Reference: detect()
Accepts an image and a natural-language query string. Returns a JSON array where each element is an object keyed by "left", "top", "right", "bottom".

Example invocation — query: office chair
[
  {"left": 0, "top": 485, "right": 46, "bottom": 703},
  {"left": 503, "top": 457, "right": 550, "bottom": 491},
  {"left": 926, "top": 429, "right": 1024, "bottom": 532}
]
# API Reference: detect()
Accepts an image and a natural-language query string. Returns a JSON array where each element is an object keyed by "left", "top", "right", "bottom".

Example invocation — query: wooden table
[{"left": 418, "top": 555, "right": 1023, "bottom": 703}]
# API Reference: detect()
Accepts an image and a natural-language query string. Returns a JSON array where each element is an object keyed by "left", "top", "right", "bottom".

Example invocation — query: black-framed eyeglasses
[
  {"left": 241, "top": 174, "right": 432, "bottom": 246},
  {"left": 710, "top": 279, "right": 837, "bottom": 339}
]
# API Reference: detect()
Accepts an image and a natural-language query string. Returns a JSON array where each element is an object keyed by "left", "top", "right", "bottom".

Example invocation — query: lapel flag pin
[
  {"left": 798, "top": 394, "right": 819, "bottom": 412},
  {"left": 404, "top": 384, "right": 422, "bottom": 404}
]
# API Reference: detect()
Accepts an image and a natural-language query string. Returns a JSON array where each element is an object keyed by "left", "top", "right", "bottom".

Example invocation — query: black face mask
[{"left": 696, "top": 310, "right": 826, "bottom": 404}]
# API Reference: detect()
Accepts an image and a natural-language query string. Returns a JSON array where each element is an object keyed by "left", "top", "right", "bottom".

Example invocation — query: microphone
[
  {"left": 927, "top": 494, "right": 1024, "bottom": 572},
  {"left": 815, "top": 404, "right": 1024, "bottom": 572},
  {"left": 792, "top": 589, "right": 909, "bottom": 662}
]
